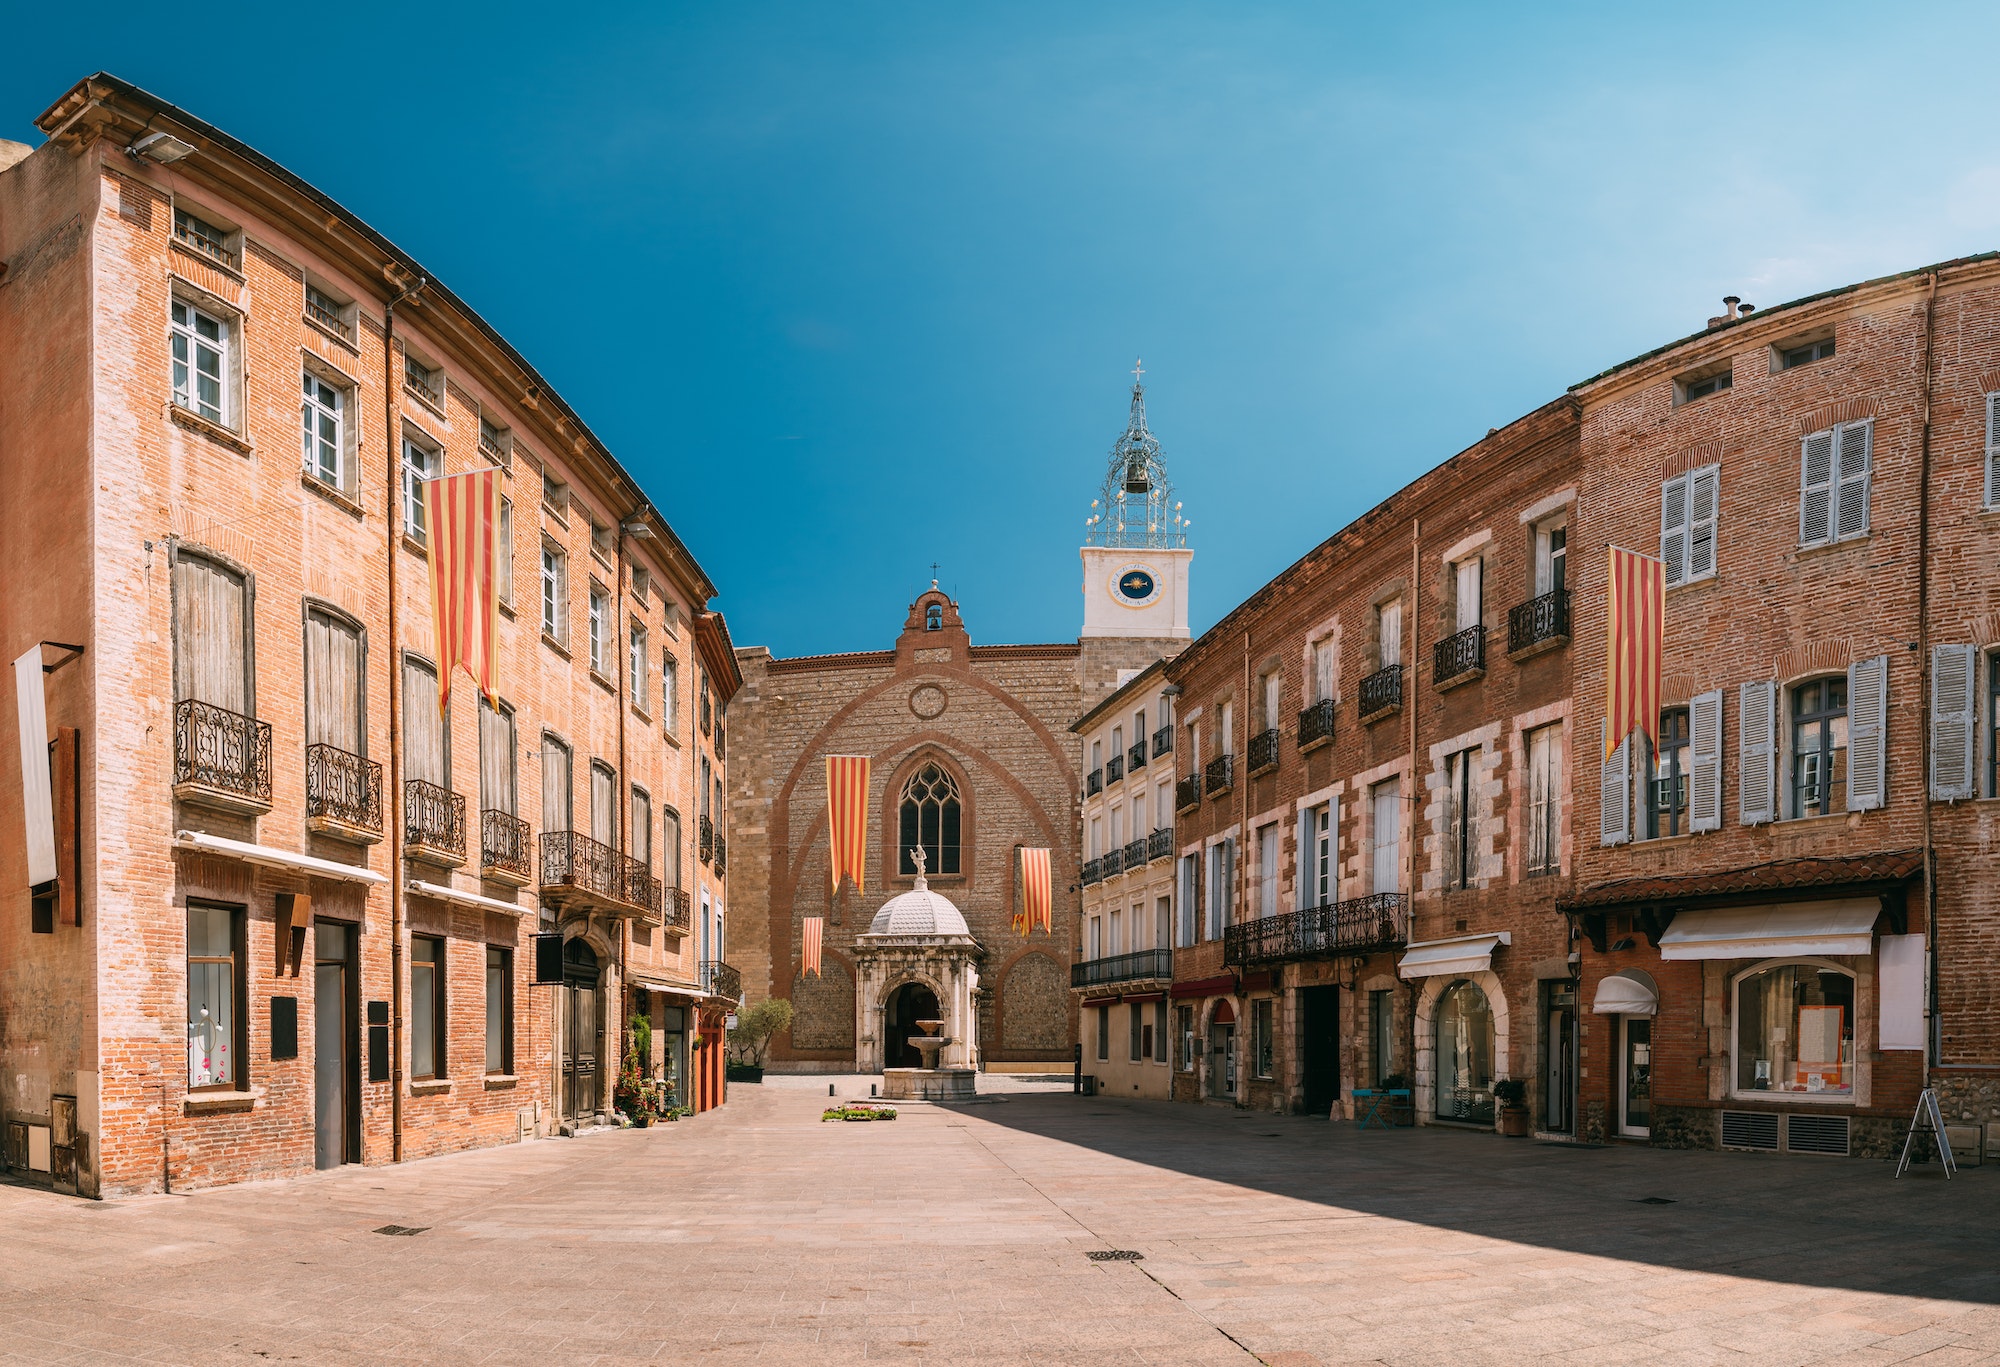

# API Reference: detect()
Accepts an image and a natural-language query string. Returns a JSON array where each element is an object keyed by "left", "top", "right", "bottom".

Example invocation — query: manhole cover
[
  {"left": 373, "top": 1224, "right": 429, "bottom": 1236},
  {"left": 1634, "top": 1197, "right": 1676, "bottom": 1205},
  {"left": 1087, "top": 1249, "right": 1143, "bottom": 1262}
]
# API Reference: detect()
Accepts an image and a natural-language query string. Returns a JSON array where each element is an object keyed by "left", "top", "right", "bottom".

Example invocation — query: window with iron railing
[
  {"left": 1247, "top": 728, "right": 1280, "bottom": 775},
  {"left": 1152, "top": 724, "right": 1173, "bottom": 758},
  {"left": 1433, "top": 625, "right": 1485, "bottom": 684},
  {"left": 173, "top": 207, "right": 236, "bottom": 269},
  {"left": 1175, "top": 775, "right": 1201, "bottom": 811},
  {"left": 1205, "top": 753, "right": 1235, "bottom": 796},
  {"left": 304, "top": 283, "right": 352, "bottom": 341},
  {"left": 1297, "top": 698, "right": 1336, "bottom": 749},
  {"left": 1359, "top": 664, "right": 1402, "bottom": 718},
  {"left": 1507, "top": 588, "right": 1571, "bottom": 656},
  {"left": 404, "top": 354, "right": 444, "bottom": 407}
]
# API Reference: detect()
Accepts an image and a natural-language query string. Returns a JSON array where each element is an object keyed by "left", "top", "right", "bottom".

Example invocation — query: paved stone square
[{"left": 4, "top": 1078, "right": 1999, "bottom": 1365}]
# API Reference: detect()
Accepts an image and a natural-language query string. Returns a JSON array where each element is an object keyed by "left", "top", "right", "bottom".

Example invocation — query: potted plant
[
  {"left": 1494, "top": 1078, "right": 1530, "bottom": 1136},
  {"left": 727, "top": 997, "right": 794, "bottom": 1082}
]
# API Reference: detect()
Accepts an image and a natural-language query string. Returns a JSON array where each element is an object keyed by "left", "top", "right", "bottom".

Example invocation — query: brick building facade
[{"left": 1, "top": 75, "right": 737, "bottom": 1197}]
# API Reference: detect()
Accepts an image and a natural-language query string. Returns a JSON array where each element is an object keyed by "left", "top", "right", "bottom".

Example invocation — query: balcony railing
[
  {"left": 1175, "top": 775, "right": 1201, "bottom": 812},
  {"left": 699, "top": 815, "right": 715, "bottom": 864},
  {"left": 1103, "top": 846, "right": 1125, "bottom": 878},
  {"left": 714, "top": 726, "right": 726, "bottom": 760},
  {"left": 1082, "top": 857, "right": 1104, "bottom": 886},
  {"left": 622, "top": 858, "right": 663, "bottom": 917},
  {"left": 1105, "top": 754, "right": 1124, "bottom": 785},
  {"left": 404, "top": 365, "right": 444, "bottom": 409},
  {"left": 1086, "top": 768, "right": 1103, "bottom": 797},
  {"left": 1147, "top": 827, "right": 1174, "bottom": 862},
  {"left": 404, "top": 779, "right": 466, "bottom": 863},
  {"left": 1507, "top": 588, "right": 1571, "bottom": 657},
  {"left": 1248, "top": 727, "right": 1280, "bottom": 776},
  {"left": 1128, "top": 741, "right": 1147, "bottom": 773},
  {"left": 662, "top": 885, "right": 692, "bottom": 932},
  {"left": 1359, "top": 663, "right": 1403, "bottom": 719},
  {"left": 1205, "top": 753, "right": 1235, "bottom": 796},
  {"left": 306, "top": 743, "right": 381, "bottom": 837},
  {"left": 714, "top": 834, "right": 728, "bottom": 876},
  {"left": 1152, "top": 725, "right": 1174, "bottom": 758},
  {"left": 1433, "top": 624, "right": 1486, "bottom": 685},
  {"left": 173, "top": 699, "right": 272, "bottom": 809},
  {"left": 478, "top": 428, "right": 507, "bottom": 463},
  {"left": 1070, "top": 947, "right": 1175, "bottom": 989},
  {"left": 540, "top": 829, "right": 659, "bottom": 921},
  {"left": 1122, "top": 837, "right": 1148, "bottom": 870},
  {"left": 481, "top": 809, "right": 532, "bottom": 882},
  {"left": 1223, "top": 893, "right": 1411, "bottom": 968},
  {"left": 701, "top": 959, "right": 742, "bottom": 1001},
  {"left": 305, "top": 294, "right": 352, "bottom": 341},
  {"left": 173, "top": 218, "right": 237, "bottom": 270},
  {"left": 1296, "top": 698, "right": 1336, "bottom": 751}
]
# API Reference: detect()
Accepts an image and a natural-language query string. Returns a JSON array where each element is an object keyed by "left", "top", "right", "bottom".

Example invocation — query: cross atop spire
[{"left": 1131, "top": 357, "right": 1144, "bottom": 385}]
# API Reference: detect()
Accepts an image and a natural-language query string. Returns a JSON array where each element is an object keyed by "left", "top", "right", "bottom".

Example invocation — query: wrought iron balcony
[
  {"left": 1248, "top": 727, "right": 1280, "bottom": 776},
  {"left": 701, "top": 959, "right": 742, "bottom": 1001},
  {"left": 1082, "top": 857, "right": 1104, "bottom": 886},
  {"left": 1103, "top": 846, "right": 1125, "bottom": 878},
  {"left": 1358, "top": 664, "right": 1403, "bottom": 721},
  {"left": 1175, "top": 775, "right": 1201, "bottom": 812},
  {"left": 1070, "top": 947, "right": 1174, "bottom": 989},
  {"left": 1433, "top": 624, "right": 1486, "bottom": 686},
  {"left": 1086, "top": 768, "right": 1103, "bottom": 797},
  {"left": 1128, "top": 741, "right": 1147, "bottom": 772},
  {"left": 662, "top": 885, "right": 692, "bottom": 933},
  {"left": 1147, "top": 827, "right": 1174, "bottom": 862},
  {"left": 540, "top": 829, "right": 660, "bottom": 922},
  {"left": 305, "top": 292, "right": 351, "bottom": 341},
  {"left": 478, "top": 428, "right": 507, "bottom": 463},
  {"left": 714, "top": 726, "right": 726, "bottom": 761},
  {"left": 481, "top": 809, "right": 532, "bottom": 884},
  {"left": 1123, "top": 837, "right": 1148, "bottom": 870},
  {"left": 404, "top": 779, "right": 466, "bottom": 865},
  {"left": 699, "top": 816, "right": 715, "bottom": 864},
  {"left": 173, "top": 699, "right": 272, "bottom": 812},
  {"left": 1152, "top": 724, "right": 1174, "bottom": 758},
  {"left": 1105, "top": 754, "right": 1124, "bottom": 785},
  {"left": 1223, "top": 892, "right": 1411, "bottom": 968},
  {"left": 403, "top": 366, "right": 444, "bottom": 409},
  {"left": 1297, "top": 698, "right": 1336, "bottom": 751},
  {"left": 1205, "top": 753, "right": 1235, "bottom": 796},
  {"left": 713, "top": 834, "right": 727, "bottom": 876},
  {"left": 305, "top": 743, "right": 381, "bottom": 840},
  {"left": 1507, "top": 588, "right": 1571, "bottom": 658}
]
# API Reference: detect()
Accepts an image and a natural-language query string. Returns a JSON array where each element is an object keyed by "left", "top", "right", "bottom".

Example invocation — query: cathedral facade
[{"left": 727, "top": 384, "right": 1190, "bottom": 1071}]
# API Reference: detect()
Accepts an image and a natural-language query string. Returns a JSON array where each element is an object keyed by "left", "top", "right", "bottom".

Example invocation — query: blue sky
[{"left": 10, "top": 4, "right": 2000, "bottom": 657}]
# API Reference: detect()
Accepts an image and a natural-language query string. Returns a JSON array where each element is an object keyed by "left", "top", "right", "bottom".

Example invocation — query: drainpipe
[
  {"left": 1916, "top": 271, "right": 1939, "bottom": 1078},
  {"left": 382, "top": 270, "right": 425, "bottom": 1163},
  {"left": 1406, "top": 515, "right": 1422, "bottom": 1101}
]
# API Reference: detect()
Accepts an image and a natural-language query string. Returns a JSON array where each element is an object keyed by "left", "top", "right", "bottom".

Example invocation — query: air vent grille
[
  {"left": 1720, "top": 1110, "right": 1780, "bottom": 1151},
  {"left": 1784, "top": 1113, "right": 1850, "bottom": 1156}
]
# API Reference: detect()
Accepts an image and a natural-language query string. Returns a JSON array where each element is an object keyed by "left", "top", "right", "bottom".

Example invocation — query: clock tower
[{"left": 1081, "top": 366, "right": 1192, "bottom": 641}]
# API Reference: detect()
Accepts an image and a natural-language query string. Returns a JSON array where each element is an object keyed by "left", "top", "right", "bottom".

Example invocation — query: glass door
[
  {"left": 313, "top": 922, "right": 355, "bottom": 1169},
  {"left": 1618, "top": 1016, "right": 1652, "bottom": 1137},
  {"left": 1207, "top": 1023, "right": 1236, "bottom": 1098},
  {"left": 1541, "top": 981, "right": 1576, "bottom": 1135}
]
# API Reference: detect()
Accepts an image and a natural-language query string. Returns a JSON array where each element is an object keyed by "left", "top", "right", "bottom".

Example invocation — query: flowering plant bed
[{"left": 822, "top": 1104, "right": 898, "bottom": 1122}]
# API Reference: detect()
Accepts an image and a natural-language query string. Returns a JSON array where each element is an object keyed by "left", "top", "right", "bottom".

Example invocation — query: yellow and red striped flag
[
  {"left": 1016, "top": 847, "right": 1052, "bottom": 937},
  {"left": 825, "top": 755, "right": 870, "bottom": 896},
  {"left": 801, "top": 916, "right": 824, "bottom": 978},
  {"left": 1605, "top": 546, "right": 1665, "bottom": 758},
  {"left": 421, "top": 468, "right": 507, "bottom": 710}
]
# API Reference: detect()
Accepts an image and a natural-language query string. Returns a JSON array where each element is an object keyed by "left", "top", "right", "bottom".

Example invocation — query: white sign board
[
  {"left": 1879, "top": 933, "right": 1926, "bottom": 1051},
  {"left": 14, "top": 647, "right": 54, "bottom": 887}
]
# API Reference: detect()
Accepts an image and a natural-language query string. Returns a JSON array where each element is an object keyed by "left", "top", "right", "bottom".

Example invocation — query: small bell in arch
[{"left": 1123, "top": 453, "right": 1151, "bottom": 493}]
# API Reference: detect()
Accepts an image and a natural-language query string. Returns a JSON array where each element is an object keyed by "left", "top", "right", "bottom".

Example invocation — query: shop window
[
  {"left": 1733, "top": 961, "right": 1854, "bottom": 1098},
  {"left": 1252, "top": 998, "right": 1275, "bottom": 1078},
  {"left": 1434, "top": 979, "right": 1494, "bottom": 1124},
  {"left": 1096, "top": 1003, "right": 1110, "bottom": 1062},
  {"left": 412, "top": 936, "right": 446, "bottom": 1079},
  {"left": 485, "top": 946, "right": 512, "bottom": 1074},
  {"left": 186, "top": 903, "right": 243, "bottom": 1090},
  {"left": 1370, "top": 989, "right": 1394, "bottom": 1085},
  {"left": 1177, "top": 1004, "right": 1196, "bottom": 1072}
]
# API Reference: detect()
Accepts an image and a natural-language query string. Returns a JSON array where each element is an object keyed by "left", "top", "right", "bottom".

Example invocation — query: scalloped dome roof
[{"left": 867, "top": 875, "right": 972, "bottom": 938}]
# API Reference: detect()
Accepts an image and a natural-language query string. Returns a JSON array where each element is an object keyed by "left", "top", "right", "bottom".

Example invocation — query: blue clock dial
[{"left": 1118, "top": 569, "right": 1156, "bottom": 601}]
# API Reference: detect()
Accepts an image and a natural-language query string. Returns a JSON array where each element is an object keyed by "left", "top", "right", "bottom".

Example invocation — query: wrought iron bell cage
[{"left": 1085, "top": 382, "right": 1186, "bottom": 551}]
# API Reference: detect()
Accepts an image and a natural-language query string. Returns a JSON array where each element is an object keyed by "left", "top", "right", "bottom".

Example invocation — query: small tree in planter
[
  {"left": 727, "top": 998, "right": 794, "bottom": 1081},
  {"left": 1494, "top": 1077, "right": 1530, "bottom": 1136}
]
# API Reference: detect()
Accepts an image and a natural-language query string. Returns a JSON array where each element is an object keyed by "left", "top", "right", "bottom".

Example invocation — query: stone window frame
[{"left": 877, "top": 748, "right": 976, "bottom": 887}]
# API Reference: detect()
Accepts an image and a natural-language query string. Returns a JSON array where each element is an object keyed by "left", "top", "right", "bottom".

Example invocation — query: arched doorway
[
  {"left": 1207, "top": 999, "right": 1237, "bottom": 1100},
  {"left": 1435, "top": 979, "right": 1495, "bottom": 1125},
  {"left": 884, "top": 981, "right": 941, "bottom": 1069},
  {"left": 562, "top": 938, "right": 602, "bottom": 1118}
]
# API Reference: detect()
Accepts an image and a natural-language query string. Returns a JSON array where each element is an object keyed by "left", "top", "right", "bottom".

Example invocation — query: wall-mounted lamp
[{"left": 130, "top": 132, "right": 195, "bottom": 164}]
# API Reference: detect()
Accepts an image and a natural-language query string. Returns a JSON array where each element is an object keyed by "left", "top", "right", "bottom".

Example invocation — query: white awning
[
  {"left": 406, "top": 879, "right": 525, "bottom": 916},
  {"left": 629, "top": 973, "right": 706, "bottom": 1001},
  {"left": 1592, "top": 971, "right": 1658, "bottom": 1016},
  {"left": 1657, "top": 898, "right": 1879, "bottom": 961},
  {"left": 174, "top": 830, "right": 386, "bottom": 885},
  {"left": 1399, "top": 932, "right": 1510, "bottom": 980}
]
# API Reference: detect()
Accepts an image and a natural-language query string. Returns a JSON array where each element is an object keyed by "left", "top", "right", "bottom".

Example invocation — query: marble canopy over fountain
[{"left": 853, "top": 848, "right": 980, "bottom": 1101}]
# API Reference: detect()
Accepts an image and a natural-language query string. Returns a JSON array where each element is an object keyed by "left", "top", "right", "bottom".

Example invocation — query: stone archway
[
  {"left": 884, "top": 981, "right": 943, "bottom": 1068},
  {"left": 560, "top": 937, "right": 605, "bottom": 1120},
  {"left": 1412, "top": 970, "right": 1511, "bottom": 1126}
]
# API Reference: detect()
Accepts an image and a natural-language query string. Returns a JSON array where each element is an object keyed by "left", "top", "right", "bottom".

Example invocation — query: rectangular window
[
  {"left": 630, "top": 624, "right": 649, "bottom": 708},
  {"left": 1443, "top": 748, "right": 1476, "bottom": 890},
  {"left": 1303, "top": 802, "right": 1333, "bottom": 907},
  {"left": 1088, "top": 816, "right": 1102, "bottom": 861},
  {"left": 173, "top": 206, "right": 234, "bottom": 267},
  {"left": 186, "top": 903, "right": 242, "bottom": 1089},
  {"left": 1129, "top": 1003, "right": 1143, "bottom": 1063},
  {"left": 1156, "top": 896, "right": 1172, "bottom": 953},
  {"left": 1096, "top": 1004, "right": 1110, "bottom": 1061},
  {"left": 632, "top": 788, "right": 653, "bottom": 870},
  {"left": 301, "top": 370, "right": 344, "bottom": 487},
  {"left": 485, "top": 946, "right": 512, "bottom": 1074},
  {"left": 401, "top": 438, "right": 436, "bottom": 543},
  {"left": 1370, "top": 779, "right": 1401, "bottom": 894},
  {"left": 1370, "top": 989, "right": 1393, "bottom": 1085},
  {"left": 1799, "top": 420, "right": 1872, "bottom": 547},
  {"left": 662, "top": 655, "right": 679, "bottom": 730},
  {"left": 1660, "top": 464, "right": 1720, "bottom": 586},
  {"left": 170, "top": 297, "right": 229, "bottom": 426},
  {"left": 479, "top": 414, "right": 510, "bottom": 464},
  {"left": 1260, "top": 671, "right": 1281, "bottom": 732},
  {"left": 1453, "top": 558, "right": 1483, "bottom": 633},
  {"left": 404, "top": 353, "right": 443, "bottom": 407},
  {"left": 1087, "top": 915, "right": 1101, "bottom": 960},
  {"left": 541, "top": 734, "right": 573, "bottom": 833},
  {"left": 1533, "top": 522, "right": 1567, "bottom": 597},
  {"left": 304, "top": 607, "right": 362, "bottom": 754},
  {"left": 1378, "top": 600, "right": 1402, "bottom": 668},
  {"left": 588, "top": 587, "right": 609, "bottom": 674},
  {"left": 1178, "top": 1005, "right": 1196, "bottom": 1072},
  {"left": 1791, "top": 677, "right": 1848, "bottom": 818},
  {"left": 497, "top": 498, "right": 514, "bottom": 606},
  {"left": 305, "top": 282, "right": 351, "bottom": 339},
  {"left": 412, "top": 936, "right": 445, "bottom": 1079},
  {"left": 479, "top": 698, "right": 517, "bottom": 817},
  {"left": 1526, "top": 724, "right": 1563, "bottom": 872},
  {"left": 1313, "top": 637, "right": 1335, "bottom": 703},
  {"left": 542, "top": 471, "right": 570, "bottom": 519},
  {"left": 1177, "top": 854, "right": 1198, "bottom": 946},
  {"left": 1206, "top": 840, "right": 1234, "bottom": 938},
  {"left": 540, "top": 545, "right": 567, "bottom": 642},
  {"left": 1108, "top": 908, "right": 1122, "bottom": 957},
  {"left": 1153, "top": 1000, "right": 1167, "bottom": 1065},
  {"left": 1681, "top": 367, "right": 1732, "bottom": 402},
  {"left": 1780, "top": 336, "right": 1835, "bottom": 370},
  {"left": 1220, "top": 702, "right": 1234, "bottom": 755},
  {"left": 1256, "top": 823, "right": 1279, "bottom": 918},
  {"left": 1646, "top": 709, "right": 1690, "bottom": 838},
  {"left": 590, "top": 518, "right": 614, "bottom": 562},
  {"left": 403, "top": 656, "right": 447, "bottom": 786},
  {"left": 1990, "top": 652, "right": 2000, "bottom": 798},
  {"left": 1252, "top": 999, "right": 1274, "bottom": 1079}
]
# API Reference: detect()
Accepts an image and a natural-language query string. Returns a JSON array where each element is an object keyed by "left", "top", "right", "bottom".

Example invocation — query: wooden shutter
[
  {"left": 172, "top": 553, "right": 247, "bottom": 711},
  {"left": 1847, "top": 654, "right": 1888, "bottom": 811},
  {"left": 591, "top": 764, "right": 617, "bottom": 846},
  {"left": 1455, "top": 558, "right": 1482, "bottom": 632},
  {"left": 540, "top": 737, "right": 571, "bottom": 832},
  {"left": 479, "top": 700, "right": 515, "bottom": 815},
  {"left": 1687, "top": 464, "right": 1719, "bottom": 580},
  {"left": 1739, "top": 679, "right": 1777, "bottom": 824},
  {"left": 1799, "top": 429, "right": 1835, "bottom": 545},
  {"left": 1931, "top": 644, "right": 1978, "bottom": 801},
  {"left": 1659, "top": 474, "right": 1689, "bottom": 586},
  {"left": 1379, "top": 602, "right": 1402, "bottom": 667},
  {"left": 1688, "top": 688, "right": 1724, "bottom": 832},
  {"left": 663, "top": 808, "right": 682, "bottom": 886},
  {"left": 1986, "top": 394, "right": 2000, "bottom": 509},
  {"left": 403, "top": 658, "right": 445, "bottom": 785},
  {"left": 304, "top": 610, "right": 360, "bottom": 752},
  {"left": 1599, "top": 726, "right": 1631, "bottom": 847},
  {"left": 1835, "top": 420, "right": 1873, "bottom": 540},
  {"left": 631, "top": 790, "right": 651, "bottom": 867}
]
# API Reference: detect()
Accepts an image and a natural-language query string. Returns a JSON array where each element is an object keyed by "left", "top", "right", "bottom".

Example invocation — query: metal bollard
[
  {"left": 829, "top": 1083, "right": 836, "bottom": 1096},
  {"left": 871, "top": 1083, "right": 878, "bottom": 1097}
]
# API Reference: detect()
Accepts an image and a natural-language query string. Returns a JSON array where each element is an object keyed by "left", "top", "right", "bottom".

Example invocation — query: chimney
[{"left": 1707, "top": 296, "right": 1745, "bottom": 329}]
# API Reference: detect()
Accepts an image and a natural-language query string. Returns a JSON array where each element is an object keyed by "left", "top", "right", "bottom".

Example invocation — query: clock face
[{"left": 1116, "top": 567, "right": 1158, "bottom": 604}]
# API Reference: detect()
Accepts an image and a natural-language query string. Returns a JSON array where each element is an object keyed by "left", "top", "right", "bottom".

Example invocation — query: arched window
[
  {"left": 1434, "top": 979, "right": 1494, "bottom": 1124},
  {"left": 925, "top": 602, "right": 944, "bottom": 631},
  {"left": 1732, "top": 960, "right": 1854, "bottom": 1097},
  {"left": 898, "top": 762, "right": 962, "bottom": 875}
]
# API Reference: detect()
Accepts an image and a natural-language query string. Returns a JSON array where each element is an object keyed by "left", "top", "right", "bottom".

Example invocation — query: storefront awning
[
  {"left": 629, "top": 972, "right": 706, "bottom": 1000},
  {"left": 407, "top": 879, "right": 524, "bottom": 916},
  {"left": 1591, "top": 970, "right": 1658, "bottom": 1016},
  {"left": 1398, "top": 932, "right": 1510, "bottom": 980},
  {"left": 1657, "top": 898, "right": 1880, "bottom": 960},
  {"left": 174, "top": 829, "right": 386, "bottom": 885}
]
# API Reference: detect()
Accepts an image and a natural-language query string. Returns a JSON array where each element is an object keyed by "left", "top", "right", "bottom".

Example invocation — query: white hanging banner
[
  {"left": 14, "top": 646, "right": 55, "bottom": 888},
  {"left": 1879, "top": 934, "right": 1926, "bottom": 1052}
]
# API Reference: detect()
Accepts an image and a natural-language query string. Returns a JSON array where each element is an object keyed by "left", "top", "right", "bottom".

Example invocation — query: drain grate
[
  {"left": 1086, "top": 1249, "right": 1144, "bottom": 1262},
  {"left": 373, "top": 1224, "right": 429, "bottom": 1236},
  {"left": 1634, "top": 1197, "right": 1676, "bottom": 1205}
]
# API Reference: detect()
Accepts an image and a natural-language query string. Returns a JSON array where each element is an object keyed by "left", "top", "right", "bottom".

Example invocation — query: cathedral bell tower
[{"left": 1080, "top": 363, "right": 1192, "bottom": 640}]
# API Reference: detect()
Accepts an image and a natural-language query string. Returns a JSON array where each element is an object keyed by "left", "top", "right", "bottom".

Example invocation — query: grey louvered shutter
[
  {"left": 172, "top": 553, "right": 248, "bottom": 711},
  {"left": 1739, "top": 679, "right": 1777, "bottom": 824},
  {"left": 305, "top": 610, "right": 361, "bottom": 753},
  {"left": 1846, "top": 654, "right": 1889, "bottom": 811},
  {"left": 403, "top": 657, "right": 445, "bottom": 786},
  {"left": 1835, "top": 420, "right": 1873, "bottom": 539},
  {"left": 1688, "top": 688, "right": 1724, "bottom": 832},
  {"left": 1687, "top": 464, "right": 1719, "bottom": 580},
  {"left": 1800, "top": 429, "right": 1835, "bottom": 545},
  {"left": 1659, "top": 474, "right": 1689, "bottom": 586},
  {"left": 1599, "top": 728, "right": 1631, "bottom": 847},
  {"left": 1986, "top": 394, "right": 2000, "bottom": 509},
  {"left": 1930, "top": 644, "right": 1977, "bottom": 801},
  {"left": 479, "top": 700, "right": 515, "bottom": 815},
  {"left": 541, "top": 738, "right": 571, "bottom": 832}
]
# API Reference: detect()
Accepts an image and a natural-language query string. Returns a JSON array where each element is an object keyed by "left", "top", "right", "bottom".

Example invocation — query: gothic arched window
[
  {"left": 898, "top": 762, "right": 962, "bottom": 875},
  {"left": 925, "top": 602, "right": 944, "bottom": 631}
]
